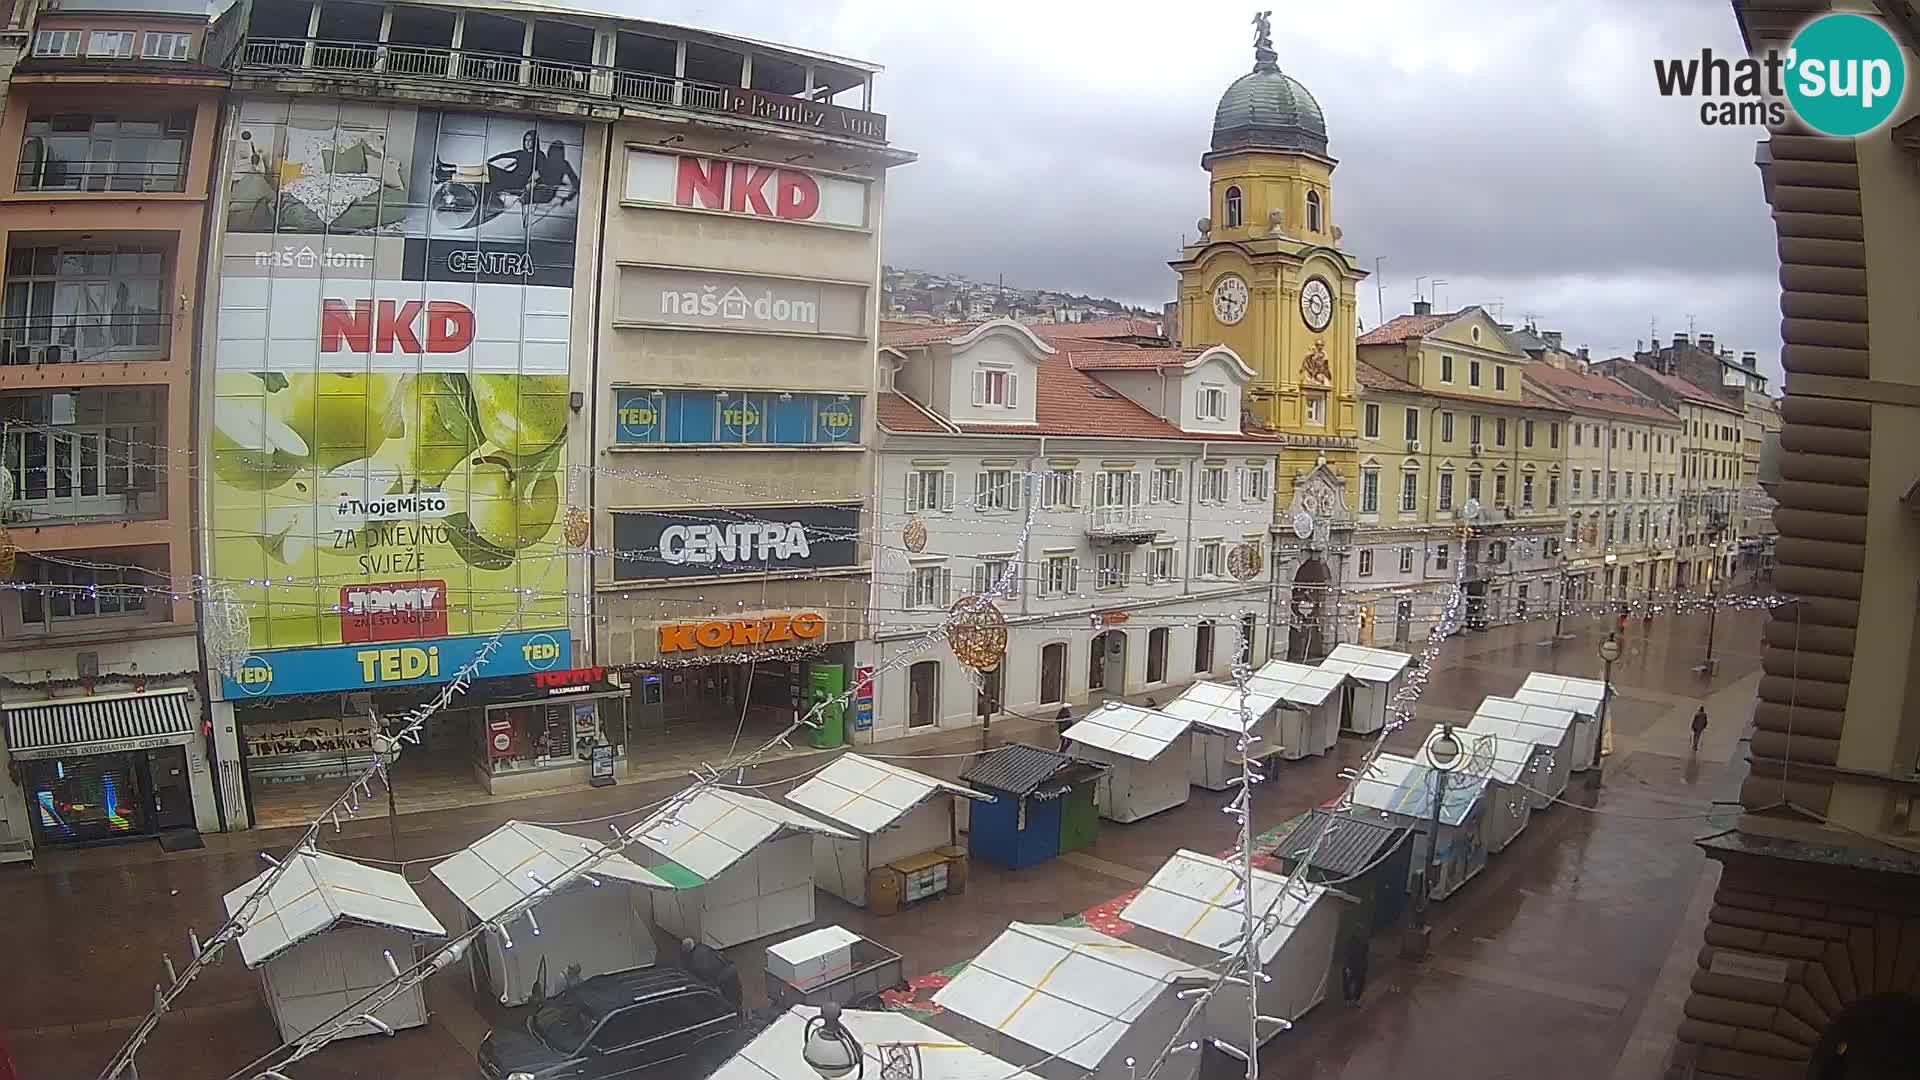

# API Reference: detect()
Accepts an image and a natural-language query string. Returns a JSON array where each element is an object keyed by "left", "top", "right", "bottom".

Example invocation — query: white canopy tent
[
  {"left": 1350, "top": 753, "right": 1491, "bottom": 900},
  {"left": 1317, "top": 644, "right": 1414, "bottom": 735},
  {"left": 1160, "top": 680, "right": 1288, "bottom": 791},
  {"left": 1120, "top": 849, "right": 1341, "bottom": 1048},
  {"left": 1417, "top": 727, "right": 1535, "bottom": 853},
  {"left": 224, "top": 850, "right": 445, "bottom": 1043},
  {"left": 1247, "top": 660, "right": 1345, "bottom": 759},
  {"left": 1062, "top": 703, "right": 1194, "bottom": 822},
  {"left": 711, "top": 1005, "right": 1044, "bottom": 1080},
  {"left": 1465, "top": 696, "right": 1580, "bottom": 809},
  {"left": 1513, "top": 673, "right": 1609, "bottom": 771},
  {"left": 627, "top": 788, "right": 852, "bottom": 948},
  {"left": 431, "top": 821, "right": 673, "bottom": 1005},
  {"left": 932, "top": 922, "right": 1202, "bottom": 1080},
  {"left": 783, "top": 754, "right": 986, "bottom": 907}
]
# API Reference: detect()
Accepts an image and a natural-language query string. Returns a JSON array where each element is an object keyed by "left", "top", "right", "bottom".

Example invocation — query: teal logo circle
[{"left": 1786, "top": 14, "right": 1906, "bottom": 136}]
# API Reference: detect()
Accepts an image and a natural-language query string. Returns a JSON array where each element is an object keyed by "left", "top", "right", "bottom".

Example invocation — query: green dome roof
[{"left": 1212, "top": 58, "right": 1327, "bottom": 157}]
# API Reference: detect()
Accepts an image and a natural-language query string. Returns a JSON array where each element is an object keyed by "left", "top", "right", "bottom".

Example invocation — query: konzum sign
[{"left": 624, "top": 150, "right": 868, "bottom": 229}]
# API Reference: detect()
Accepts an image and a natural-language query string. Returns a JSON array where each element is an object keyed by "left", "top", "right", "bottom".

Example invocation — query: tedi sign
[{"left": 1653, "top": 13, "right": 1906, "bottom": 134}]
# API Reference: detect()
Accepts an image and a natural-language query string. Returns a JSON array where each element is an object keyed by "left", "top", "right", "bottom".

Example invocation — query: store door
[
  {"left": 908, "top": 661, "right": 939, "bottom": 729},
  {"left": 23, "top": 752, "right": 151, "bottom": 845},
  {"left": 1394, "top": 599, "right": 1413, "bottom": 646},
  {"left": 147, "top": 746, "right": 195, "bottom": 832}
]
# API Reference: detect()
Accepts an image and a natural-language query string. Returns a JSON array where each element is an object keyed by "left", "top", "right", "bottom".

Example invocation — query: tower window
[
  {"left": 1224, "top": 186, "right": 1243, "bottom": 229},
  {"left": 1306, "top": 190, "right": 1323, "bottom": 233}
]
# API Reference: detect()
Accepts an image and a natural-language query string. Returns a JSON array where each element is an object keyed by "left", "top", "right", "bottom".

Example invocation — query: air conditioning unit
[
  {"left": 1406, "top": 439, "right": 1422, "bottom": 452},
  {"left": 1469, "top": 442, "right": 1483, "bottom": 456}
]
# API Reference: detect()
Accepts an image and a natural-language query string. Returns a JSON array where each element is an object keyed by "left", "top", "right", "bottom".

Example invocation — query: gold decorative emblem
[
  {"left": 1227, "top": 542, "right": 1265, "bottom": 582},
  {"left": 562, "top": 506, "right": 591, "bottom": 548},
  {"left": 1302, "top": 338, "right": 1332, "bottom": 384},
  {"left": 947, "top": 594, "right": 1009, "bottom": 671},
  {"left": 903, "top": 516, "right": 929, "bottom": 554}
]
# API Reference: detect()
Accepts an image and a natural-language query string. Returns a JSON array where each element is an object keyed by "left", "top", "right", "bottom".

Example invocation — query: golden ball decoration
[
  {"left": 0, "top": 526, "right": 14, "bottom": 579},
  {"left": 562, "top": 506, "right": 591, "bottom": 548},
  {"left": 947, "top": 594, "right": 1008, "bottom": 671},
  {"left": 902, "top": 516, "right": 929, "bottom": 554},
  {"left": 1227, "top": 541, "right": 1265, "bottom": 582}
]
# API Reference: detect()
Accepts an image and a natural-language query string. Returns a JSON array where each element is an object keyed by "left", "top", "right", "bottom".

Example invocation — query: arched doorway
[
  {"left": 908, "top": 661, "right": 939, "bottom": 729},
  {"left": 1287, "top": 558, "right": 1330, "bottom": 662},
  {"left": 1088, "top": 630, "right": 1126, "bottom": 703},
  {"left": 1808, "top": 993, "right": 1920, "bottom": 1079}
]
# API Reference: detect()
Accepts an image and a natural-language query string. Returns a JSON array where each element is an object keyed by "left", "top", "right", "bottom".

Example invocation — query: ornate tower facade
[{"left": 1171, "top": 16, "right": 1367, "bottom": 516}]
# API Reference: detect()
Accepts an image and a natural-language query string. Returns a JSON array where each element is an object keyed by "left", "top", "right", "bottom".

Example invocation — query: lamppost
[
  {"left": 1594, "top": 634, "right": 1621, "bottom": 780},
  {"left": 803, "top": 1002, "right": 863, "bottom": 1080},
  {"left": 1694, "top": 562, "right": 1720, "bottom": 676},
  {"left": 1538, "top": 555, "right": 1573, "bottom": 647},
  {"left": 1402, "top": 723, "right": 1462, "bottom": 960}
]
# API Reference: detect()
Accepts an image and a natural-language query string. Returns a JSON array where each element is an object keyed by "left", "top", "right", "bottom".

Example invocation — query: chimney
[
  {"left": 1412, "top": 300, "right": 1432, "bottom": 316},
  {"left": 1741, "top": 350, "right": 1757, "bottom": 370},
  {"left": 1543, "top": 330, "right": 1563, "bottom": 350},
  {"left": 1673, "top": 333, "right": 1689, "bottom": 348},
  {"left": 1578, "top": 346, "right": 1590, "bottom": 362},
  {"left": 1698, "top": 332, "right": 1715, "bottom": 353}
]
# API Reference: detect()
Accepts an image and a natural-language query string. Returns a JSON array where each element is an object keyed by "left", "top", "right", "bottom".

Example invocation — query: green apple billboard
[{"left": 210, "top": 99, "right": 583, "bottom": 697}]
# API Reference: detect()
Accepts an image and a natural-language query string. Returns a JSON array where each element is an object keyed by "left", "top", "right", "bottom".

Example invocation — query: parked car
[{"left": 477, "top": 966, "right": 751, "bottom": 1080}]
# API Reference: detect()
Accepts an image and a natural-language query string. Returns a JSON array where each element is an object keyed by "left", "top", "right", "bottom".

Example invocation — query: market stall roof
[
  {"left": 626, "top": 788, "right": 852, "bottom": 883},
  {"left": 933, "top": 922, "right": 1197, "bottom": 1071},
  {"left": 1513, "top": 673, "right": 1607, "bottom": 717},
  {"left": 784, "top": 753, "right": 986, "bottom": 835},
  {"left": 711, "top": 1005, "right": 1043, "bottom": 1080},
  {"left": 1061, "top": 702, "right": 1192, "bottom": 762},
  {"left": 1350, "top": 753, "right": 1489, "bottom": 826},
  {"left": 1317, "top": 644, "right": 1414, "bottom": 685},
  {"left": 1267, "top": 809, "right": 1409, "bottom": 878},
  {"left": 224, "top": 849, "right": 445, "bottom": 968},
  {"left": 1248, "top": 659, "right": 1346, "bottom": 707},
  {"left": 1468, "top": 695, "right": 1579, "bottom": 744},
  {"left": 431, "top": 821, "right": 672, "bottom": 922},
  {"left": 1159, "top": 680, "right": 1286, "bottom": 735},
  {"left": 1121, "top": 849, "right": 1328, "bottom": 965},
  {"left": 1419, "top": 727, "right": 1534, "bottom": 786},
  {"left": 959, "top": 742, "right": 1105, "bottom": 799}
]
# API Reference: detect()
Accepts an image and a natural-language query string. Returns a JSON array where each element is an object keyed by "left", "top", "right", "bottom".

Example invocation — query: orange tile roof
[
  {"left": 1521, "top": 365, "right": 1680, "bottom": 423},
  {"left": 1356, "top": 310, "right": 1463, "bottom": 346},
  {"left": 880, "top": 321, "right": 984, "bottom": 347},
  {"left": 1027, "top": 317, "right": 1164, "bottom": 341},
  {"left": 1065, "top": 346, "right": 1209, "bottom": 372},
  {"left": 875, "top": 391, "right": 954, "bottom": 434},
  {"left": 1619, "top": 364, "right": 1741, "bottom": 409},
  {"left": 1356, "top": 362, "right": 1419, "bottom": 393}
]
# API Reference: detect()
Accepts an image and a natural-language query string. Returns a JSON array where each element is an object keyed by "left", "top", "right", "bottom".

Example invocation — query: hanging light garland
[
  {"left": 1226, "top": 541, "right": 1264, "bottom": 582},
  {"left": 202, "top": 583, "right": 253, "bottom": 678},
  {"left": 902, "top": 516, "right": 929, "bottom": 554},
  {"left": 562, "top": 506, "right": 591, "bottom": 548},
  {"left": 947, "top": 594, "right": 1009, "bottom": 671}
]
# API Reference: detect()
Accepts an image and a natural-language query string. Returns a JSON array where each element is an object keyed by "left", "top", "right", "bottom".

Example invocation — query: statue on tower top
[{"left": 1252, "top": 10, "right": 1277, "bottom": 68}]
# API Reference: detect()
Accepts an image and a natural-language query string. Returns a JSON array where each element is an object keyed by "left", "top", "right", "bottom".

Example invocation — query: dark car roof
[{"left": 567, "top": 966, "right": 712, "bottom": 1016}]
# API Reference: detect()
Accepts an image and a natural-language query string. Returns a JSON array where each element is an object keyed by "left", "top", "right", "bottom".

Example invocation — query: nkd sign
[
  {"left": 618, "top": 266, "right": 866, "bottom": 337},
  {"left": 624, "top": 150, "right": 868, "bottom": 229},
  {"left": 611, "top": 504, "right": 860, "bottom": 581}
]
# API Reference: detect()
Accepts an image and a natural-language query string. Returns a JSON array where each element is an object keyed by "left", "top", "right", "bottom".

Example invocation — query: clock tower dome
[{"left": 1171, "top": 11, "right": 1367, "bottom": 514}]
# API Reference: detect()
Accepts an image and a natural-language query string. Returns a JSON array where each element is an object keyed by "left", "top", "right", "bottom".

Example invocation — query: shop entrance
[
  {"left": 633, "top": 650, "right": 852, "bottom": 771},
  {"left": 21, "top": 745, "right": 189, "bottom": 846}
]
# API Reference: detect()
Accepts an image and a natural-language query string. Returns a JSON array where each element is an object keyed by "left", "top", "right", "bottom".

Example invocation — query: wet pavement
[{"left": 0, "top": 607, "right": 1760, "bottom": 1080}]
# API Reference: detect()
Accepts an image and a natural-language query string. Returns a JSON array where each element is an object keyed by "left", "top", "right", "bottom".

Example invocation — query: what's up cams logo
[{"left": 1654, "top": 13, "right": 1907, "bottom": 136}]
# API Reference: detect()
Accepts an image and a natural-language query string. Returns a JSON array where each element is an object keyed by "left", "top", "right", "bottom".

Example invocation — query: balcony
[
  {"left": 1, "top": 389, "right": 166, "bottom": 527},
  {"left": 0, "top": 313, "right": 170, "bottom": 365},
  {"left": 1086, "top": 506, "right": 1161, "bottom": 545}
]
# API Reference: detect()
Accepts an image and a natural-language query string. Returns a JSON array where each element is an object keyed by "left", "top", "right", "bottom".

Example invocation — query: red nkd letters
[
  {"left": 320, "top": 299, "right": 475, "bottom": 354},
  {"left": 674, "top": 156, "right": 821, "bottom": 220}
]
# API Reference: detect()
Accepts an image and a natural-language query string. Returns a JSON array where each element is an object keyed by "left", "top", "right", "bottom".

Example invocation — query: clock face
[
  {"left": 1212, "top": 274, "right": 1249, "bottom": 325},
  {"left": 1300, "top": 277, "right": 1334, "bottom": 332},
  {"left": 1292, "top": 510, "right": 1316, "bottom": 540}
]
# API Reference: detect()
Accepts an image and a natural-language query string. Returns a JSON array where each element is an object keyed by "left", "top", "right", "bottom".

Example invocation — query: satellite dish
[{"left": 1291, "top": 510, "right": 1315, "bottom": 540}]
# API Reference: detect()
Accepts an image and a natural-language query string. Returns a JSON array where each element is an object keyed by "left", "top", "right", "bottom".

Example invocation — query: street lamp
[
  {"left": 1538, "top": 555, "right": 1573, "bottom": 647},
  {"left": 1694, "top": 562, "right": 1720, "bottom": 676},
  {"left": 802, "top": 1003, "right": 863, "bottom": 1080},
  {"left": 1594, "top": 635, "right": 1621, "bottom": 779},
  {"left": 1403, "top": 723, "right": 1462, "bottom": 960}
]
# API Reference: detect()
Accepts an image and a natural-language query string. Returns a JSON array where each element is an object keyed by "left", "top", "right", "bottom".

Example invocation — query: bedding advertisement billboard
[{"left": 211, "top": 98, "right": 583, "bottom": 697}]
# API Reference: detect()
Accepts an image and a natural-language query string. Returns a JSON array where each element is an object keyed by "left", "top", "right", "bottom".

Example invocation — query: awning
[{"left": 3, "top": 689, "right": 196, "bottom": 761}]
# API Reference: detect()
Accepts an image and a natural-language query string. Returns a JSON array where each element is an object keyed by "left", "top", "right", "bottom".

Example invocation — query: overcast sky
[{"left": 593, "top": 0, "right": 1782, "bottom": 380}]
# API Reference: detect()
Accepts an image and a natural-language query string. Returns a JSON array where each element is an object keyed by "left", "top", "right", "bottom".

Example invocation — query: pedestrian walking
[
  {"left": 681, "top": 936, "right": 743, "bottom": 1014},
  {"left": 1056, "top": 705, "right": 1074, "bottom": 751},
  {"left": 1690, "top": 706, "right": 1709, "bottom": 753},
  {"left": 1341, "top": 933, "right": 1370, "bottom": 1005}
]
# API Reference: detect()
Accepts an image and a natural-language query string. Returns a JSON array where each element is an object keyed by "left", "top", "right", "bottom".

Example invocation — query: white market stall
[
  {"left": 1159, "top": 680, "right": 1287, "bottom": 791},
  {"left": 223, "top": 849, "right": 445, "bottom": 1044},
  {"left": 783, "top": 753, "right": 985, "bottom": 909},
  {"left": 627, "top": 788, "right": 852, "bottom": 949},
  {"left": 1248, "top": 660, "right": 1345, "bottom": 759},
  {"left": 1417, "top": 726, "right": 1535, "bottom": 853},
  {"left": 430, "top": 820, "right": 673, "bottom": 1006},
  {"left": 711, "top": 1005, "right": 1044, "bottom": 1080},
  {"left": 1513, "top": 673, "right": 1608, "bottom": 771},
  {"left": 932, "top": 922, "right": 1203, "bottom": 1080},
  {"left": 1465, "top": 696, "right": 1579, "bottom": 809},
  {"left": 1120, "top": 849, "right": 1341, "bottom": 1049},
  {"left": 1351, "top": 752, "right": 1490, "bottom": 900},
  {"left": 1062, "top": 703, "right": 1194, "bottom": 823},
  {"left": 1317, "top": 644, "right": 1414, "bottom": 735}
]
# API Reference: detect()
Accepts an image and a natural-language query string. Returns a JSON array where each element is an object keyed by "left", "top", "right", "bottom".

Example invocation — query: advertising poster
[{"left": 211, "top": 98, "right": 583, "bottom": 697}]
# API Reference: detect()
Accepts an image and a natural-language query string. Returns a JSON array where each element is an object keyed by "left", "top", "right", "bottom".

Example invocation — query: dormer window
[
  {"left": 973, "top": 366, "right": 1017, "bottom": 408},
  {"left": 1223, "top": 186, "right": 1243, "bottom": 229},
  {"left": 1305, "top": 190, "right": 1322, "bottom": 233},
  {"left": 1197, "top": 384, "right": 1227, "bottom": 421}
]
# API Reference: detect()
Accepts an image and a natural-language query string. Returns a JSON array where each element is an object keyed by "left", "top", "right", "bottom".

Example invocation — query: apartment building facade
[
  {"left": 868, "top": 320, "right": 1276, "bottom": 741},
  {"left": 0, "top": 0, "right": 226, "bottom": 860},
  {"left": 1352, "top": 305, "right": 1569, "bottom": 640}
]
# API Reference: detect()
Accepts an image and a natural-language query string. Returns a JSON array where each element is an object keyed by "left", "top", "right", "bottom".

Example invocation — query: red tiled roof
[
  {"left": 1065, "top": 346, "right": 1209, "bottom": 372},
  {"left": 1356, "top": 362, "right": 1418, "bottom": 393},
  {"left": 1028, "top": 317, "right": 1164, "bottom": 342},
  {"left": 1631, "top": 366, "right": 1740, "bottom": 409},
  {"left": 1356, "top": 310, "right": 1462, "bottom": 346},
  {"left": 875, "top": 391, "right": 954, "bottom": 434},
  {"left": 1522, "top": 365, "right": 1680, "bottom": 423},
  {"left": 880, "top": 321, "right": 983, "bottom": 348}
]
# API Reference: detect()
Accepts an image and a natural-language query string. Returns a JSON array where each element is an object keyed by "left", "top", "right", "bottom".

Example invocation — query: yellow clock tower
[{"left": 1171, "top": 13, "right": 1367, "bottom": 519}]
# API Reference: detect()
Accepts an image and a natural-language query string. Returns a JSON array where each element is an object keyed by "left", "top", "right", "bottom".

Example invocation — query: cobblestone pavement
[{"left": 0, "top": 607, "right": 1761, "bottom": 1080}]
